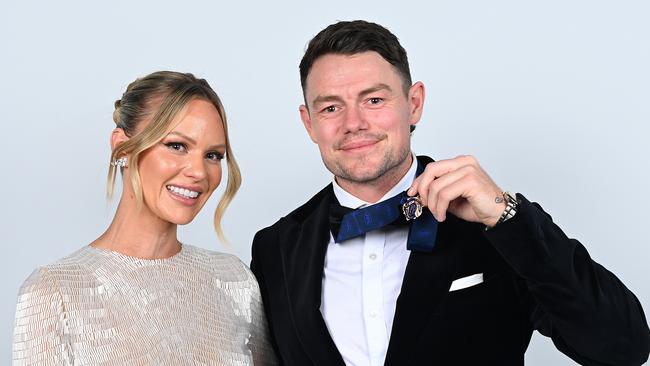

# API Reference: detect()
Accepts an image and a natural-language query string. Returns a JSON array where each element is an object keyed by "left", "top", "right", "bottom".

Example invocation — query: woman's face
[{"left": 137, "top": 98, "right": 226, "bottom": 225}]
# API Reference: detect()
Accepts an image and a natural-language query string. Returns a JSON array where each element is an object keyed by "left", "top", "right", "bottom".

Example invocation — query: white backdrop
[{"left": 1, "top": 1, "right": 648, "bottom": 364}]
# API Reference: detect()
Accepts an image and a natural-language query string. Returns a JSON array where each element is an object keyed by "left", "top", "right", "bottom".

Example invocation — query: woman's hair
[{"left": 108, "top": 71, "right": 241, "bottom": 242}]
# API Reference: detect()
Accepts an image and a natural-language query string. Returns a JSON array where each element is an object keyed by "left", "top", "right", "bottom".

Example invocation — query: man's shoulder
[
  {"left": 417, "top": 154, "right": 434, "bottom": 165},
  {"left": 251, "top": 183, "right": 332, "bottom": 261},
  {"left": 255, "top": 183, "right": 333, "bottom": 236},
  {"left": 285, "top": 183, "right": 334, "bottom": 221}
]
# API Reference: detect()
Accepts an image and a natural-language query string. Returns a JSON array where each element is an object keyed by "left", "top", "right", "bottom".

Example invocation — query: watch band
[{"left": 496, "top": 191, "right": 518, "bottom": 225}]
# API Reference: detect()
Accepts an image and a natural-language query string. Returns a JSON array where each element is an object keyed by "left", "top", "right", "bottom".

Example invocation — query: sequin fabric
[{"left": 13, "top": 244, "right": 278, "bottom": 365}]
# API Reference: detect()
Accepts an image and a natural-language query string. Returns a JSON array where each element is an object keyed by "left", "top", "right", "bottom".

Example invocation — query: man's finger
[
  {"left": 424, "top": 166, "right": 472, "bottom": 219},
  {"left": 433, "top": 174, "right": 476, "bottom": 222}
]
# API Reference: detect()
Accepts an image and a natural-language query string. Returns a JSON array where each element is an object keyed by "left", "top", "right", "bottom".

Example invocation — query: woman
[{"left": 12, "top": 71, "right": 277, "bottom": 365}]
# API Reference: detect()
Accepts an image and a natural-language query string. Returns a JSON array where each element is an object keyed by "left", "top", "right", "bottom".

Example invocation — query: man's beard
[{"left": 325, "top": 143, "right": 411, "bottom": 185}]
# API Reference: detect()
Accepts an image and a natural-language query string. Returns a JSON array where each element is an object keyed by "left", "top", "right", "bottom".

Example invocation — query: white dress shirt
[{"left": 320, "top": 155, "right": 417, "bottom": 366}]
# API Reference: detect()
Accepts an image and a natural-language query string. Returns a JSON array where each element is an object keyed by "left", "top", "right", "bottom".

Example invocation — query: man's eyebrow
[
  {"left": 310, "top": 84, "right": 393, "bottom": 108},
  {"left": 311, "top": 95, "right": 344, "bottom": 107},
  {"left": 358, "top": 83, "right": 392, "bottom": 98}
]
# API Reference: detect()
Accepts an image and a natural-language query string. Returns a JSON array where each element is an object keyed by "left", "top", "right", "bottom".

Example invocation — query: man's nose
[{"left": 342, "top": 106, "right": 368, "bottom": 133}]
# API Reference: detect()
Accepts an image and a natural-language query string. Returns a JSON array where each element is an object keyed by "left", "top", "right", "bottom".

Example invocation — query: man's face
[{"left": 300, "top": 51, "right": 424, "bottom": 188}]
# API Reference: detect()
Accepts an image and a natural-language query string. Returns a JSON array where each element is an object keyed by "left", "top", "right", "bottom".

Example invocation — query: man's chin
[
  {"left": 334, "top": 165, "right": 385, "bottom": 184},
  {"left": 328, "top": 152, "right": 411, "bottom": 186}
]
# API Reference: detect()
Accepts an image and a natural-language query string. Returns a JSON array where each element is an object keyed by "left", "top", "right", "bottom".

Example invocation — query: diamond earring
[{"left": 111, "top": 156, "right": 128, "bottom": 168}]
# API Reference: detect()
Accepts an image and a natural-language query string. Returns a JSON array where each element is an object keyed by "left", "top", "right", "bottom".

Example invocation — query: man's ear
[
  {"left": 407, "top": 81, "right": 425, "bottom": 126},
  {"left": 110, "top": 128, "right": 129, "bottom": 151},
  {"left": 299, "top": 105, "right": 318, "bottom": 143}
]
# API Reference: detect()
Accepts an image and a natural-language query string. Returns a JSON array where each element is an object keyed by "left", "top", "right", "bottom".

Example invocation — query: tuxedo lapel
[
  {"left": 384, "top": 214, "right": 466, "bottom": 366},
  {"left": 279, "top": 185, "right": 346, "bottom": 366}
]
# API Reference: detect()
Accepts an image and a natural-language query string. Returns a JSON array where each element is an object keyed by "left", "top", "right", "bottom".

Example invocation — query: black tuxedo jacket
[{"left": 251, "top": 156, "right": 649, "bottom": 365}]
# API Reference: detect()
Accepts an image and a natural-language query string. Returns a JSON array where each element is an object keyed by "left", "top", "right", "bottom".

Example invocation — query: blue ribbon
[{"left": 333, "top": 162, "right": 438, "bottom": 252}]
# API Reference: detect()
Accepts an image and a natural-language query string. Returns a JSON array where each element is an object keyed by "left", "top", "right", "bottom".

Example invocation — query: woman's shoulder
[
  {"left": 19, "top": 247, "right": 96, "bottom": 291},
  {"left": 18, "top": 248, "right": 93, "bottom": 299},
  {"left": 182, "top": 244, "right": 256, "bottom": 284}
]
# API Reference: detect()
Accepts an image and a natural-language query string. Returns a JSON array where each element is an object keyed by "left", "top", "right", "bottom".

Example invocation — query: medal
[{"left": 402, "top": 196, "right": 423, "bottom": 221}]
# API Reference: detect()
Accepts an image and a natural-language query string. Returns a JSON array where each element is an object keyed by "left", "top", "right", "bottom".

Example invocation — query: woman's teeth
[{"left": 166, "top": 185, "right": 199, "bottom": 199}]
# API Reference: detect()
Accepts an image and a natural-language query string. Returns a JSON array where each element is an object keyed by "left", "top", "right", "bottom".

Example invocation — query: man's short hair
[{"left": 299, "top": 20, "right": 413, "bottom": 96}]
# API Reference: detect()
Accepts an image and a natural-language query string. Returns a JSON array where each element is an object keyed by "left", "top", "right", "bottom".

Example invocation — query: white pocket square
[{"left": 449, "top": 273, "right": 484, "bottom": 292}]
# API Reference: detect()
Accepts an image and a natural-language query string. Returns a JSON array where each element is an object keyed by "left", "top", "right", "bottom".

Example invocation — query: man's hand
[{"left": 408, "top": 155, "right": 506, "bottom": 227}]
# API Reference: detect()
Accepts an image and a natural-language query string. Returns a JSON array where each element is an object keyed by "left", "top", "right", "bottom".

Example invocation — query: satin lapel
[
  {"left": 384, "top": 214, "right": 465, "bottom": 366},
  {"left": 279, "top": 186, "right": 346, "bottom": 366}
]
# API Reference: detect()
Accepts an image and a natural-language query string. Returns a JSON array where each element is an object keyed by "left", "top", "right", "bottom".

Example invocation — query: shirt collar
[{"left": 332, "top": 153, "right": 418, "bottom": 209}]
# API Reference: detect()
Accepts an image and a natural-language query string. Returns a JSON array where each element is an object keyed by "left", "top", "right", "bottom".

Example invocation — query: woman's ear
[{"left": 110, "top": 128, "right": 129, "bottom": 151}]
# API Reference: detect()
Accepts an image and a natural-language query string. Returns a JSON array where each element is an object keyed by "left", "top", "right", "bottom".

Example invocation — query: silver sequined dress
[{"left": 12, "top": 244, "right": 278, "bottom": 365}]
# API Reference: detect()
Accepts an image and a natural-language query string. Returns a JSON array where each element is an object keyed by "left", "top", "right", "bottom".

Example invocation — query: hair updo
[
  {"left": 112, "top": 99, "right": 122, "bottom": 126},
  {"left": 107, "top": 71, "right": 241, "bottom": 242}
]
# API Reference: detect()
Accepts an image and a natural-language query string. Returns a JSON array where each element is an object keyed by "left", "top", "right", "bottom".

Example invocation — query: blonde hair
[{"left": 108, "top": 71, "right": 241, "bottom": 242}]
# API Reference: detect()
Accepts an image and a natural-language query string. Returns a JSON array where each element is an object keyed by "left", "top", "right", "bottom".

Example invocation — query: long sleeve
[
  {"left": 249, "top": 281, "right": 280, "bottom": 366},
  {"left": 484, "top": 194, "right": 650, "bottom": 365},
  {"left": 13, "top": 268, "right": 72, "bottom": 366},
  {"left": 237, "top": 257, "right": 279, "bottom": 366}
]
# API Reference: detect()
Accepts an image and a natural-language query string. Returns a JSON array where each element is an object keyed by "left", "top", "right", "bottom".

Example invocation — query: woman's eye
[
  {"left": 206, "top": 151, "right": 224, "bottom": 161},
  {"left": 165, "top": 142, "right": 186, "bottom": 152}
]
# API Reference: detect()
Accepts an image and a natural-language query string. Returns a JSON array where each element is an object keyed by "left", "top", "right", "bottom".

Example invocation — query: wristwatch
[{"left": 495, "top": 191, "right": 518, "bottom": 226}]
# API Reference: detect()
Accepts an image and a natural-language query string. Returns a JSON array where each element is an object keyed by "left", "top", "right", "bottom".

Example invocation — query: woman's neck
[{"left": 91, "top": 196, "right": 180, "bottom": 260}]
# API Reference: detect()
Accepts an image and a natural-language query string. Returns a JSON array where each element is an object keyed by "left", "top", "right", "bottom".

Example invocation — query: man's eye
[
  {"left": 368, "top": 97, "right": 383, "bottom": 104},
  {"left": 323, "top": 105, "right": 337, "bottom": 113},
  {"left": 165, "top": 142, "right": 186, "bottom": 152},
  {"left": 206, "top": 151, "right": 224, "bottom": 161}
]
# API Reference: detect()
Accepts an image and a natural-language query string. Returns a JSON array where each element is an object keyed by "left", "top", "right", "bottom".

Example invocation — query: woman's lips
[
  {"left": 167, "top": 190, "right": 199, "bottom": 206},
  {"left": 166, "top": 185, "right": 201, "bottom": 206}
]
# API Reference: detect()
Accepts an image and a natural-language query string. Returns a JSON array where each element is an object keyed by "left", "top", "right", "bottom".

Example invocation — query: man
[{"left": 251, "top": 20, "right": 649, "bottom": 365}]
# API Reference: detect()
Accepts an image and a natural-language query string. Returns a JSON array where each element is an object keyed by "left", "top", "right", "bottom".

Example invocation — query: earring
[{"left": 111, "top": 156, "right": 128, "bottom": 168}]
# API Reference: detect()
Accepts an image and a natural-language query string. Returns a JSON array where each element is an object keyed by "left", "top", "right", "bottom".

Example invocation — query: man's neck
[{"left": 335, "top": 154, "right": 414, "bottom": 203}]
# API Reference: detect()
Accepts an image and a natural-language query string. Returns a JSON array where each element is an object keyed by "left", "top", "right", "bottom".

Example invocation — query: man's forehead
[
  {"left": 305, "top": 53, "right": 399, "bottom": 100},
  {"left": 308, "top": 52, "right": 388, "bottom": 76}
]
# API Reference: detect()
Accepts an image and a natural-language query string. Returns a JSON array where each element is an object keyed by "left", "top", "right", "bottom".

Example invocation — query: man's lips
[{"left": 338, "top": 139, "right": 380, "bottom": 151}]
